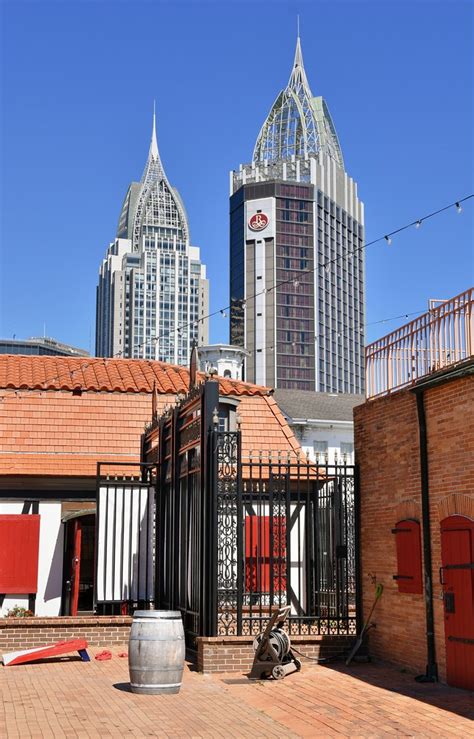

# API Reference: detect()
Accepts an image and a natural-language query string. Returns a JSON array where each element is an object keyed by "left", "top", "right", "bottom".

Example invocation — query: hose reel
[{"left": 249, "top": 606, "right": 301, "bottom": 680}]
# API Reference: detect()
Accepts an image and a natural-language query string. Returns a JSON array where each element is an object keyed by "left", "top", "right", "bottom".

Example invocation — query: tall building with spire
[
  {"left": 96, "top": 110, "right": 209, "bottom": 362},
  {"left": 230, "top": 36, "right": 365, "bottom": 393}
]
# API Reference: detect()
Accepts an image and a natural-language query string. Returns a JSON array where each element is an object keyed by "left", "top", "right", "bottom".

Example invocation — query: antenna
[{"left": 297, "top": 14, "right": 300, "bottom": 38}]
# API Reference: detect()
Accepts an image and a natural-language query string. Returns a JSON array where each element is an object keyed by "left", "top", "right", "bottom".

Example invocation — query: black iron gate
[
  {"left": 144, "top": 378, "right": 359, "bottom": 648},
  {"left": 215, "top": 432, "right": 358, "bottom": 638}
]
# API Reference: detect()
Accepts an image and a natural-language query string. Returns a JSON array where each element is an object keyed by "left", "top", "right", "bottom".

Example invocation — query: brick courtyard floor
[{"left": 1, "top": 647, "right": 473, "bottom": 737}]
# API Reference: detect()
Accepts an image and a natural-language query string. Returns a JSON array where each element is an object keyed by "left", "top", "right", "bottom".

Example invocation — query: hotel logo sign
[{"left": 248, "top": 212, "right": 269, "bottom": 231}]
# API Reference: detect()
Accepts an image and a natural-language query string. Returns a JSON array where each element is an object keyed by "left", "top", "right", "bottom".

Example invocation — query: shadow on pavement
[{"left": 323, "top": 660, "right": 474, "bottom": 722}]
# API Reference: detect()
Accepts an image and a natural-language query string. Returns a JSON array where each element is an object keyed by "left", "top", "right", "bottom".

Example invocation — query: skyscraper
[
  {"left": 96, "top": 110, "right": 208, "bottom": 363},
  {"left": 230, "top": 36, "right": 365, "bottom": 393}
]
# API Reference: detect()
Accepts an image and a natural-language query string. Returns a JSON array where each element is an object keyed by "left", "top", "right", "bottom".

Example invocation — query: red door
[
  {"left": 245, "top": 515, "right": 286, "bottom": 594},
  {"left": 440, "top": 515, "right": 474, "bottom": 690},
  {"left": 70, "top": 520, "right": 82, "bottom": 617}
]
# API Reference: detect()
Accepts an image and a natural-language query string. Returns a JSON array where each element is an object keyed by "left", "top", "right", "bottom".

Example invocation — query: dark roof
[{"left": 273, "top": 389, "right": 365, "bottom": 423}]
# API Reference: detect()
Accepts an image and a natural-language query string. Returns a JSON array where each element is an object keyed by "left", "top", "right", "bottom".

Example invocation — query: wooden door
[
  {"left": 440, "top": 515, "right": 474, "bottom": 690},
  {"left": 245, "top": 515, "right": 286, "bottom": 594},
  {"left": 70, "top": 520, "right": 82, "bottom": 617}
]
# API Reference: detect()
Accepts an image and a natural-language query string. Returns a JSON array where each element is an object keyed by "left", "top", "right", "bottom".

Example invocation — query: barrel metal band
[{"left": 131, "top": 682, "right": 182, "bottom": 689}]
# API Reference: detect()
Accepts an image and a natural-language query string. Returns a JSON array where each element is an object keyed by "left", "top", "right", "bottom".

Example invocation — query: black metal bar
[
  {"left": 129, "top": 481, "right": 134, "bottom": 603},
  {"left": 111, "top": 481, "right": 117, "bottom": 603},
  {"left": 286, "top": 458, "right": 293, "bottom": 614},
  {"left": 414, "top": 390, "right": 438, "bottom": 682},
  {"left": 236, "top": 429, "right": 243, "bottom": 636},
  {"left": 354, "top": 462, "right": 362, "bottom": 635},
  {"left": 448, "top": 636, "right": 474, "bottom": 645},
  {"left": 93, "top": 462, "right": 101, "bottom": 613},
  {"left": 103, "top": 485, "right": 108, "bottom": 604},
  {"left": 119, "top": 484, "right": 125, "bottom": 606}
]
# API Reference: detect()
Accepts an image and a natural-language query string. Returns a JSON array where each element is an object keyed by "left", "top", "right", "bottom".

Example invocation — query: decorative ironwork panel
[
  {"left": 223, "top": 457, "right": 358, "bottom": 638},
  {"left": 216, "top": 432, "right": 240, "bottom": 636}
]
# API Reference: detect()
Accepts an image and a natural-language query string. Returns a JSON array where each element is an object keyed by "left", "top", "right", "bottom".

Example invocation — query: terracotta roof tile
[
  {"left": 0, "top": 355, "right": 268, "bottom": 397},
  {"left": 0, "top": 356, "right": 302, "bottom": 480}
]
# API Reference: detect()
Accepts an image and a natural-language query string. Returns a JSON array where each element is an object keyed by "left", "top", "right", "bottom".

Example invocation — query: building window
[
  {"left": 392, "top": 520, "right": 423, "bottom": 594},
  {"left": 340, "top": 442, "right": 354, "bottom": 459},
  {"left": 313, "top": 441, "right": 328, "bottom": 455},
  {"left": 216, "top": 400, "right": 239, "bottom": 432}
]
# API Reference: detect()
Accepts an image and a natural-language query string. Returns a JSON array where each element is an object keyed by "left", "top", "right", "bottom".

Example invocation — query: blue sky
[{"left": 1, "top": 0, "right": 473, "bottom": 353}]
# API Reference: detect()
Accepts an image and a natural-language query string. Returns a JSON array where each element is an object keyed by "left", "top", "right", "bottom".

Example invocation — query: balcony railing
[{"left": 366, "top": 288, "right": 474, "bottom": 398}]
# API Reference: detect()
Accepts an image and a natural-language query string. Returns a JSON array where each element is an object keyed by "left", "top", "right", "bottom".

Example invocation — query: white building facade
[
  {"left": 230, "top": 36, "right": 365, "bottom": 393},
  {"left": 273, "top": 389, "right": 364, "bottom": 464},
  {"left": 96, "top": 112, "right": 209, "bottom": 363}
]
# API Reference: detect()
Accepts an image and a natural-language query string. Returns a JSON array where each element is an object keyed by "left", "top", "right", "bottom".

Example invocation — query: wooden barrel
[{"left": 129, "top": 610, "right": 185, "bottom": 695}]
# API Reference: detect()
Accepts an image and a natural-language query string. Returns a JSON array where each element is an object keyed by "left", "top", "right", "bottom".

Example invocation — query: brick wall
[
  {"left": 0, "top": 616, "right": 132, "bottom": 652},
  {"left": 197, "top": 635, "right": 353, "bottom": 673},
  {"left": 354, "top": 372, "right": 474, "bottom": 682}
]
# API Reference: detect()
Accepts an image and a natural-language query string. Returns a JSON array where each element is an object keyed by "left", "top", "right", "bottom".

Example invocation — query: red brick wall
[
  {"left": 197, "top": 635, "right": 353, "bottom": 673},
  {"left": 354, "top": 374, "right": 474, "bottom": 682},
  {"left": 0, "top": 616, "right": 132, "bottom": 653}
]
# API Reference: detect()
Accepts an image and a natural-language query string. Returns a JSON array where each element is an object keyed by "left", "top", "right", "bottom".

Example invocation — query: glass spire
[
  {"left": 132, "top": 107, "right": 188, "bottom": 251},
  {"left": 253, "top": 36, "right": 344, "bottom": 169}
]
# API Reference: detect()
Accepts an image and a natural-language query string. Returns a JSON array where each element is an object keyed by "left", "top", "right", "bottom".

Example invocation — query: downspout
[{"left": 414, "top": 390, "right": 438, "bottom": 682}]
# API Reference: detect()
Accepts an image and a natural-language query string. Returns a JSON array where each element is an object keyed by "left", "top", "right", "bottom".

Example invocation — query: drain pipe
[{"left": 414, "top": 389, "right": 438, "bottom": 682}]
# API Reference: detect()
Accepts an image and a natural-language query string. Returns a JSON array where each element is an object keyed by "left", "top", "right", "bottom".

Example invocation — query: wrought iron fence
[
  {"left": 216, "top": 433, "right": 358, "bottom": 638},
  {"left": 142, "top": 377, "right": 359, "bottom": 647}
]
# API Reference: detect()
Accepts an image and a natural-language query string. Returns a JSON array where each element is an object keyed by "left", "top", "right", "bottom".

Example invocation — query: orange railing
[{"left": 366, "top": 288, "right": 474, "bottom": 398}]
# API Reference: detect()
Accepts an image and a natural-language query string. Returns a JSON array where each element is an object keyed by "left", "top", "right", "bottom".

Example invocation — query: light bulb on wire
[
  {"left": 456, "top": 202, "right": 462, "bottom": 214},
  {"left": 384, "top": 235, "right": 392, "bottom": 245}
]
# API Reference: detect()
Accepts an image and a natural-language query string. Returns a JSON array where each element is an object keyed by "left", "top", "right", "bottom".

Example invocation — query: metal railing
[{"left": 366, "top": 288, "right": 474, "bottom": 398}]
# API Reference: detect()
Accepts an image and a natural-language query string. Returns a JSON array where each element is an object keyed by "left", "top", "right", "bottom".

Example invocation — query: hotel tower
[{"left": 230, "top": 36, "right": 365, "bottom": 392}]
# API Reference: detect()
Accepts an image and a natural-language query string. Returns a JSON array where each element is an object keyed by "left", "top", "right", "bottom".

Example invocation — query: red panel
[
  {"left": 441, "top": 516, "right": 474, "bottom": 691},
  {"left": 70, "top": 520, "right": 82, "bottom": 617},
  {"left": 245, "top": 515, "right": 286, "bottom": 593},
  {"left": 0, "top": 515, "right": 40, "bottom": 593},
  {"left": 393, "top": 519, "right": 422, "bottom": 594},
  {"left": 3, "top": 639, "right": 88, "bottom": 666}
]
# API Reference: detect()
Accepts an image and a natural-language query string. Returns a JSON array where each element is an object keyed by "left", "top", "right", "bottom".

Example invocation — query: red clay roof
[
  {"left": 0, "top": 354, "right": 266, "bottom": 396},
  {"left": 0, "top": 355, "right": 302, "bottom": 479}
]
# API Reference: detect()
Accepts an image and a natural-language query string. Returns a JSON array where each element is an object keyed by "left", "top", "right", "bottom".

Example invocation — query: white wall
[
  {"left": 0, "top": 502, "right": 64, "bottom": 617},
  {"left": 297, "top": 422, "right": 355, "bottom": 465}
]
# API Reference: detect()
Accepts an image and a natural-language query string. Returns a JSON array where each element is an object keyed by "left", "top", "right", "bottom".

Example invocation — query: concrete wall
[{"left": 354, "top": 374, "right": 474, "bottom": 682}]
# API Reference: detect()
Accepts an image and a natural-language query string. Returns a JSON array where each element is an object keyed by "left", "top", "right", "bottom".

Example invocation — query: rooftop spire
[
  {"left": 290, "top": 26, "right": 310, "bottom": 89},
  {"left": 150, "top": 100, "right": 159, "bottom": 160},
  {"left": 253, "top": 28, "right": 344, "bottom": 169}
]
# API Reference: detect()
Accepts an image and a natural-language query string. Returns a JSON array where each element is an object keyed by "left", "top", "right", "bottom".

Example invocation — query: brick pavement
[{"left": 0, "top": 647, "right": 472, "bottom": 737}]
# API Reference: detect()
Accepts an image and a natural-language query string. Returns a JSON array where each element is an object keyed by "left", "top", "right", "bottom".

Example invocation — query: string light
[
  {"left": 37, "top": 194, "right": 473, "bottom": 388},
  {"left": 220, "top": 310, "right": 227, "bottom": 318},
  {"left": 415, "top": 220, "right": 422, "bottom": 229}
]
